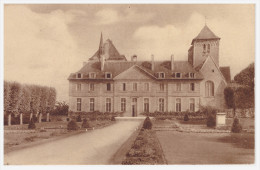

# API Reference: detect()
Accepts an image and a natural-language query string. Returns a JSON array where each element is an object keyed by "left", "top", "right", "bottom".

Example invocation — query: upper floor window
[
  {"left": 207, "top": 44, "right": 210, "bottom": 53},
  {"left": 89, "top": 72, "right": 96, "bottom": 79},
  {"left": 107, "top": 83, "right": 111, "bottom": 91},
  {"left": 76, "top": 83, "right": 81, "bottom": 91},
  {"left": 122, "top": 83, "right": 126, "bottom": 91},
  {"left": 144, "top": 83, "right": 149, "bottom": 91},
  {"left": 89, "top": 83, "right": 94, "bottom": 91},
  {"left": 159, "top": 83, "right": 164, "bottom": 91},
  {"left": 90, "top": 98, "right": 95, "bottom": 112},
  {"left": 190, "top": 83, "right": 195, "bottom": 91},
  {"left": 158, "top": 72, "right": 165, "bottom": 79},
  {"left": 105, "top": 72, "right": 112, "bottom": 79},
  {"left": 189, "top": 72, "right": 195, "bottom": 78},
  {"left": 205, "top": 81, "right": 214, "bottom": 97},
  {"left": 77, "top": 73, "right": 82, "bottom": 79},
  {"left": 77, "top": 98, "right": 81, "bottom": 111},
  {"left": 176, "top": 83, "right": 181, "bottom": 91},
  {"left": 133, "top": 83, "right": 137, "bottom": 91}
]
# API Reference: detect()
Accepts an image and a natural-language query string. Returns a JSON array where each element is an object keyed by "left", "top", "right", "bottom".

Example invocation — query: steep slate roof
[
  {"left": 191, "top": 25, "right": 220, "bottom": 44},
  {"left": 220, "top": 66, "right": 231, "bottom": 83},
  {"left": 68, "top": 61, "right": 204, "bottom": 80}
]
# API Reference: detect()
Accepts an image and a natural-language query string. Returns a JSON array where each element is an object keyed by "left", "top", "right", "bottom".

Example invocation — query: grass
[
  {"left": 179, "top": 119, "right": 206, "bottom": 125},
  {"left": 217, "top": 133, "right": 254, "bottom": 149}
]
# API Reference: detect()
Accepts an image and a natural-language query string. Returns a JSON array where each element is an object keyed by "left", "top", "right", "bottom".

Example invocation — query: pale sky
[{"left": 4, "top": 4, "right": 255, "bottom": 102}]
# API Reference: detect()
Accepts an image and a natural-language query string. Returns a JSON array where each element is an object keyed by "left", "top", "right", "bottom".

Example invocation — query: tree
[
  {"left": 4, "top": 81, "right": 10, "bottom": 115},
  {"left": 51, "top": 101, "right": 69, "bottom": 115},
  {"left": 18, "top": 85, "right": 31, "bottom": 114},
  {"left": 9, "top": 82, "right": 22, "bottom": 115},
  {"left": 224, "top": 87, "right": 235, "bottom": 109},
  {"left": 47, "top": 87, "right": 56, "bottom": 112},
  {"left": 39, "top": 87, "right": 48, "bottom": 114},
  {"left": 30, "top": 85, "right": 41, "bottom": 114},
  {"left": 234, "top": 63, "right": 254, "bottom": 89}
]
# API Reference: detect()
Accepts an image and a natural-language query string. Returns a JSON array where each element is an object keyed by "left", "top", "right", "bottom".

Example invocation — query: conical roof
[{"left": 191, "top": 25, "right": 220, "bottom": 44}]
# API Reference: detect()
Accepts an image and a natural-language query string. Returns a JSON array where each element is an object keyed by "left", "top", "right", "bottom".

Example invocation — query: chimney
[
  {"left": 101, "top": 55, "right": 105, "bottom": 71},
  {"left": 151, "top": 54, "right": 154, "bottom": 71},
  {"left": 83, "top": 62, "right": 87, "bottom": 66},
  {"left": 171, "top": 54, "right": 174, "bottom": 71},
  {"left": 131, "top": 55, "right": 137, "bottom": 62}
]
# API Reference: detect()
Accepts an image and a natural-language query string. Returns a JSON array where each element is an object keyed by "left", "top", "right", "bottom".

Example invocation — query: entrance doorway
[{"left": 132, "top": 98, "right": 137, "bottom": 117}]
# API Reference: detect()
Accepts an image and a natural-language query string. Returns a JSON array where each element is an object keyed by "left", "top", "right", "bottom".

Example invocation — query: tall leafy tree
[
  {"left": 18, "top": 85, "right": 31, "bottom": 114},
  {"left": 4, "top": 81, "right": 10, "bottom": 115},
  {"left": 234, "top": 63, "right": 254, "bottom": 89},
  {"left": 47, "top": 87, "right": 56, "bottom": 112},
  {"left": 8, "top": 82, "right": 22, "bottom": 115},
  {"left": 30, "top": 85, "right": 41, "bottom": 114},
  {"left": 39, "top": 87, "right": 48, "bottom": 114}
]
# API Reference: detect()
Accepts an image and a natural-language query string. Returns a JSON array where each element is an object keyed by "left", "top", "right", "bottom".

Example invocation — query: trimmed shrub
[
  {"left": 76, "top": 115, "right": 82, "bottom": 122},
  {"left": 143, "top": 117, "right": 152, "bottom": 130},
  {"left": 231, "top": 118, "right": 242, "bottom": 133},
  {"left": 206, "top": 114, "right": 216, "bottom": 127},
  {"left": 28, "top": 120, "right": 36, "bottom": 129},
  {"left": 67, "top": 120, "right": 79, "bottom": 130},
  {"left": 82, "top": 118, "right": 91, "bottom": 128},
  {"left": 184, "top": 114, "right": 189, "bottom": 121},
  {"left": 111, "top": 116, "right": 116, "bottom": 121}
]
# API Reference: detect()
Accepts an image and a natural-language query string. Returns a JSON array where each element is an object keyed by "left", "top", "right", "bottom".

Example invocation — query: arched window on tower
[
  {"left": 205, "top": 81, "right": 214, "bottom": 97},
  {"left": 207, "top": 44, "right": 210, "bottom": 53},
  {"left": 203, "top": 44, "right": 206, "bottom": 53}
]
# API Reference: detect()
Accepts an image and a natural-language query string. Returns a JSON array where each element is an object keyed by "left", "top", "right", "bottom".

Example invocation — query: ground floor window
[
  {"left": 77, "top": 98, "right": 81, "bottom": 111},
  {"left": 159, "top": 98, "right": 164, "bottom": 112},
  {"left": 90, "top": 98, "right": 95, "bottom": 112},
  {"left": 144, "top": 98, "right": 149, "bottom": 112},
  {"left": 106, "top": 98, "right": 112, "bottom": 112},
  {"left": 121, "top": 98, "right": 126, "bottom": 112},
  {"left": 190, "top": 98, "right": 195, "bottom": 112},
  {"left": 176, "top": 98, "right": 181, "bottom": 112}
]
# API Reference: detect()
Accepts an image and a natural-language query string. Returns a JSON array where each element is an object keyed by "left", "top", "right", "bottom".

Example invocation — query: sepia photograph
[{"left": 0, "top": 1, "right": 259, "bottom": 168}]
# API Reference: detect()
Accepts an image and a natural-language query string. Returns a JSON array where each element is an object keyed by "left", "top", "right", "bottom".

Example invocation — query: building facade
[{"left": 68, "top": 26, "right": 231, "bottom": 117}]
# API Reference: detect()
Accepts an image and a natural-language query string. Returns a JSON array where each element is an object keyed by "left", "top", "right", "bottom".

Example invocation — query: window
[
  {"left": 121, "top": 98, "right": 126, "bottom": 112},
  {"left": 144, "top": 98, "right": 149, "bottom": 112},
  {"left": 90, "top": 83, "right": 94, "bottom": 91},
  {"left": 207, "top": 44, "right": 210, "bottom": 53},
  {"left": 190, "top": 98, "right": 195, "bottom": 112},
  {"left": 189, "top": 72, "right": 195, "bottom": 78},
  {"left": 89, "top": 72, "right": 96, "bottom": 79},
  {"left": 144, "top": 83, "right": 149, "bottom": 91},
  {"left": 106, "top": 98, "right": 112, "bottom": 112},
  {"left": 122, "top": 83, "right": 126, "bottom": 91},
  {"left": 159, "top": 98, "right": 164, "bottom": 112},
  {"left": 176, "top": 83, "right": 181, "bottom": 91},
  {"left": 90, "top": 98, "right": 95, "bottom": 112},
  {"left": 107, "top": 83, "right": 111, "bottom": 91},
  {"left": 105, "top": 72, "right": 112, "bottom": 79},
  {"left": 133, "top": 83, "right": 137, "bottom": 91},
  {"left": 76, "top": 83, "right": 81, "bottom": 91},
  {"left": 77, "top": 98, "right": 81, "bottom": 111},
  {"left": 205, "top": 81, "right": 214, "bottom": 97},
  {"left": 203, "top": 44, "right": 206, "bottom": 52},
  {"left": 158, "top": 72, "right": 165, "bottom": 79},
  {"left": 176, "top": 73, "right": 181, "bottom": 78},
  {"left": 190, "top": 83, "right": 195, "bottom": 91},
  {"left": 176, "top": 98, "right": 181, "bottom": 112},
  {"left": 159, "top": 83, "right": 164, "bottom": 91},
  {"left": 77, "top": 73, "right": 82, "bottom": 79}
]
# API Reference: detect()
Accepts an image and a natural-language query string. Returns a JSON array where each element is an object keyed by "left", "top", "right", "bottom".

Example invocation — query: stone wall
[{"left": 225, "top": 108, "right": 254, "bottom": 118}]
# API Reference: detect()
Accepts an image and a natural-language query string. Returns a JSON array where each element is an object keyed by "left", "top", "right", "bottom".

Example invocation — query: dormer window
[
  {"left": 77, "top": 73, "right": 82, "bottom": 79},
  {"left": 176, "top": 72, "right": 181, "bottom": 78},
  {"left": 158, "top": 72, "right": 165, "bottom": 79},
  {"left": 105, "top": 72, "right": 112, "bottom": 79},
  {"left": 189, "top": 72, "right": 195, "bottom": 78},
  {"left": 89, "top": 72, "right": 96, "bottom": 79}
]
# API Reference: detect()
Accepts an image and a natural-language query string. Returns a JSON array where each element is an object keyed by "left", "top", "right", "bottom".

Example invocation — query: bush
[
  {"left": 76, "top": 115, "right": 82, "bottom": 122},
  {"left": 28, "top": 119, "right": 36, "bottom": 129},
  {"left": 111, "top": 116, "right": 116, "bottom": 121},
  {"left": 231, "top": 118, "right": 242, "bottom": 133},
  {"left": 206, "top": 114, "right": 216, "bottom": 127},
  {"left": 67, "top": 120, "right": 79, "bottom": 130},
  {"left": 143, "top": 117, "right": 152, "bottom": 130},
  {"left": 82, "top": 118, "right": 91, "bottom": 128},
  {"left": 184, "top": 114, "right": 189, "bottom": 121}
]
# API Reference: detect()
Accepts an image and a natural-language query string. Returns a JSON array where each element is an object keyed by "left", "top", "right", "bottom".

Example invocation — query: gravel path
[{"left": 4, "top": 120, "right": 142, "bottom": 165}]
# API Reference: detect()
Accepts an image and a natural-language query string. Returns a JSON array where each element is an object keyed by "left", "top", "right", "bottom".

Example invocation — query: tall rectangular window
[
  {"left": 190, "top": 98, "right": 195, "bottom": 112},
  {"left": 77, "top": 98, "right": 81, "bottom": 111},
  {"left": 176, "top": 98, "right": 181, "bottom": 112},
  {"left": 190, "top": 83, "right": 195, "bottom": 91},
  {"left": 176, "top": 83, "right": 181, "bottom": 91},
  {"left": 144, "top": 98, "right": 149, "bottom": 112},
  {"left": 107, "top": 83, "right": 111, "bottom": 91},
  {"left": 133, "top": 83, "right": 137, "bottom": 91},
  {"left": 122, "top": 83, "right": 126, "bottom": 91},
  {"left": 159, "top": 98, "right": 164, "bottom": 112},
  {"left": 121, "top": 98, "right": 126, "bottom": 112},
  {"left": 76, "top": 83, "right": 81, "bottom": 91},
  {"left": 106, "top": 98, "right": 112, "bottom": 112},
  {"left": 90, "top": 83, "right": 94, "bottom": 91},
  {"left": 159, "top": 83, "right": 164, "bottom": 91},
  {"left": 90, "top": 98, "right": 95, "bottom": 112},
  {"left": 144, "top": 83, "right": 149, "bottom": 91}
]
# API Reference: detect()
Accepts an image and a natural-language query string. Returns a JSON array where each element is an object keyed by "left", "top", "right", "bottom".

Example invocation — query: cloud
[
  {"left": 4, "top": 5, "right": 84, "bottom": 101},
  {"left": 95, "top": 8, "right": 154, "bottom": 25}
]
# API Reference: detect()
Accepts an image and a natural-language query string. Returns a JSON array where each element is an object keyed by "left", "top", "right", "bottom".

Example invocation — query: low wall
[{"left": 225, "top": 108, "right": 254, "bottom": 118}]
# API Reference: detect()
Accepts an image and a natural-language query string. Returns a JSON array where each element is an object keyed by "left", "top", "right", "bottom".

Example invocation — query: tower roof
[{"left": 191, "top": 25, "right": 220, "bottom": 44}]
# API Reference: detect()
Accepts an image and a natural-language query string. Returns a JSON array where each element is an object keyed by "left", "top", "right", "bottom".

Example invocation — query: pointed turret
[{"left": 191, "top": 25, "right": 220, "bottom": 45}]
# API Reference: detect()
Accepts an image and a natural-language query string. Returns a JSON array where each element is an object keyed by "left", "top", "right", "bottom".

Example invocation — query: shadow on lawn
[{"left": 217, "top": 133, "right": 254, "bottom": 149}]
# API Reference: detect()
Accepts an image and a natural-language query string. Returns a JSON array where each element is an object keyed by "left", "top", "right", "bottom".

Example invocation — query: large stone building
[{"left": 68, "top": 25, "right": 231, "bottom": 117}]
